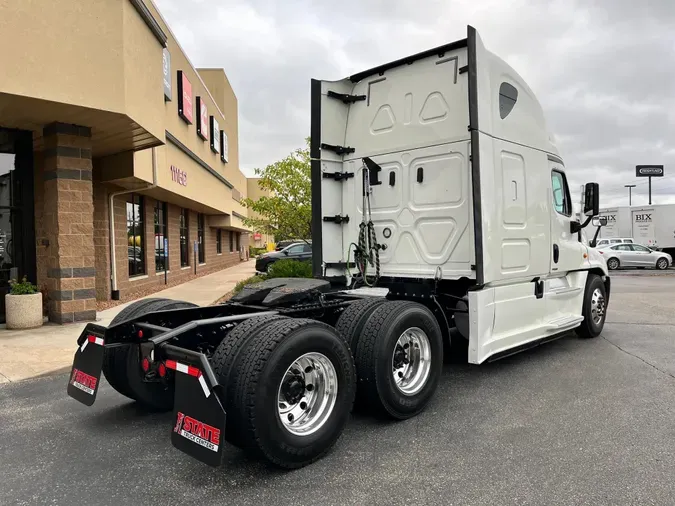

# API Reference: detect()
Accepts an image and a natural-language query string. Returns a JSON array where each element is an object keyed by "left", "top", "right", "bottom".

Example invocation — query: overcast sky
[{"left": 154, "top": 0, "right": 674, "bottom": 208}]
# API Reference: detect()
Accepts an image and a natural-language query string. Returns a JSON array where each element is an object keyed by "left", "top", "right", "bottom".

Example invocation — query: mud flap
[
  {"left": 66, "top": 324, "right": 108, "bottom": 406},
  {"left": 168, "top": 358, "right": 226, "bottom": 467}
]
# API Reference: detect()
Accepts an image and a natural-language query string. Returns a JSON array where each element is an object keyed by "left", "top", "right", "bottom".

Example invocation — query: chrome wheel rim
[
  {"left": 608, "top": 259, "right": 618, "bottom": 269},
  {"left": 277, "top": 352, "right": 338, "bottom": 436},
  {"left": 591, "top": 288, "right": 606, "bottom": 325},
  {"left": 391, "top": 327, "right": 431, "bottom": 396},
  {"left": 657, "top": 259, "right": 667, "bottom": 269}
]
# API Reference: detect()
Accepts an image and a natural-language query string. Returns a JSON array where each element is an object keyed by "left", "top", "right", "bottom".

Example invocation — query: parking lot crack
[{"left": 602, "top": 336, "right": 675, "bottom": 382}]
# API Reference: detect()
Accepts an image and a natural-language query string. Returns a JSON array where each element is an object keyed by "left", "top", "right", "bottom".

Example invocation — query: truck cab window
[
  {"left": 551, "top": 170, "right": 571, "bottom": 217},
  {"left": 499, "top": 82, "right": 518, "bottom": 119}
]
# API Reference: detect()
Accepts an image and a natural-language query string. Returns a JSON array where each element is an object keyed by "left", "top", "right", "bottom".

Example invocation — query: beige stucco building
[{"left": 0, "top": 0, "right": 260, "bottom": 324}]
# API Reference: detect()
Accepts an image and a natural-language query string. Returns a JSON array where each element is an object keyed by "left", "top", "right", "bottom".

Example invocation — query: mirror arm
[
  {"left": 589, "top": 226, "right": 602, "bottom": 248},
  {"left": 570, "top": 215, "right": 593, "bottom": 236}
]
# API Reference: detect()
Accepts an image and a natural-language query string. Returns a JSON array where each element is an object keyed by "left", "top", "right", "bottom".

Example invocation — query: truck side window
[{"left": 550, "top": 170, "right": 571, "bottom": 217}]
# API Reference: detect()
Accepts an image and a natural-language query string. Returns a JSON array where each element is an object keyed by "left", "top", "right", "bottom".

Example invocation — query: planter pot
[{"left": 5, "top": 292, "right": 43, "bottom": 330}]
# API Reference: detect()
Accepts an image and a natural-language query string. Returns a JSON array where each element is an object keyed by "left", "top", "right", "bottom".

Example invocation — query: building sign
[
  {"left": 220, "top": 130, "right": 229, "bottom": 163},
  {"left": 210, "top": 116, "right": 220, "bottom": 154},
  {"left": 162, "top": 48, "right": 172, "bottom": 101},
  {"left": 177, "top": 71, "right": 193, "bottom": 124},
  {"left": 196, "top": 97, "right": 208, "bottom": 141},
  {"left": 170, "top": 165, "right": 187, "bottom": 186},
  {"left": 253, "top": 233, "right": 262, "bottom": 240},
  {"left": 636, "top": 165, "right": 664, "bottom": 177}
]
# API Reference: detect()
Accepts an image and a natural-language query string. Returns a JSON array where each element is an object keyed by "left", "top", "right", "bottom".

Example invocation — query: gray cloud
[{"left": 154, "top": 0, "right": 675, "bottom": 207}]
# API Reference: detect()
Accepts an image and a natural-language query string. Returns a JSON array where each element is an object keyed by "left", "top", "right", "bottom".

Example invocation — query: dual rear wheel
[
  {"left": 101, "top": 297, "right": 443, "bottom": 468},
  {"left": 335, "top": 299, "right": 444, "bottom": 420}
]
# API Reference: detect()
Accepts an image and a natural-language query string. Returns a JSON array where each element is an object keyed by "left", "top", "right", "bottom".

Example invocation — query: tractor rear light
[
  {"left": 158, "top": 362, "right": 167, "bottom": 378},
  {"left": 141, "top": 357, "right": 150, "bottom": 372}
]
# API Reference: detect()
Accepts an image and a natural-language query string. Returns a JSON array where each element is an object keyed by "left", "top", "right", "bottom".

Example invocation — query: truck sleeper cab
[
  {"left": 311, "top": 25, "right": 610, "bottom": 363},
  {"left": 65, "top": 26, "right": 610, "bottom": 471}
]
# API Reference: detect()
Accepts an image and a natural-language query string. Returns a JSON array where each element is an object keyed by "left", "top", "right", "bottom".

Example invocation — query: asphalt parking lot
[{"left": 1, "top": 272, "right": 675, "bottom": 506}]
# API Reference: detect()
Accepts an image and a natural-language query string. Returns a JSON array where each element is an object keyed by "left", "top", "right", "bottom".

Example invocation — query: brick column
[{"left": 42, "top": 122, "right": 97, "bottom": 324}]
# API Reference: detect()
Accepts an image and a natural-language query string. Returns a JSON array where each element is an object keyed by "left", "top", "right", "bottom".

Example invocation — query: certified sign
[
  {"left": 636, "top": 165, "right": 664, "bottom": 177},
  {"left": 177, "top": 71, "right": 193, "bottom": 124},
  {"left": 162, "top": 48, "right": 172, "bottom": 101}
]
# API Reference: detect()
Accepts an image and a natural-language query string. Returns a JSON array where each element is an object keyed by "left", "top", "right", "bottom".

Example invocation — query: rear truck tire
[
  {"left": 228, "top": 318, "right": 356, "bottom": 468},
  {"left": 334, "top": 297, "right": 387, "bottom": 352},
  {"left": 606, "top": 257, "right": 620, "bottom": 270},
  {"left": 101, "top": 298, "right": 198, "bottom": 410},
  {"left": 210, "top": 314, "right": 290, "bottom": 445},
  {"left": 575, "top": 274, "right": 607, "bottom": 339},
  {"left": 102, "top": 298, "right": 167, "bottom": 401},
  {"left": 354, "top": 300, "right": 443, "bottom": 420},
  {"left": 656, "top": 257, "right": 669, "bottom": 270}
]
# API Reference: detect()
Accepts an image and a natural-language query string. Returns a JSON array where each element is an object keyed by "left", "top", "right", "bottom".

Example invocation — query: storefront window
[
  {"left": 127, "top": 194, "right": 145, "bottom": 277},
  {"left": 154, "top": 201, "right": 168, "bottom": 272},
  {"left": 180, "top": 208, "right": 189, "bottom": 267},
  {"left": 197, "top": 213, "right": 205, "bottom": 263},
  {"left": 216, "top": 229, "right": 222, "bottom": 254},
  {"left": 229, "top": 230, "right": 234, "bottom": 253},
  {"left": 236, "top": 231, "right": 240, "bottom": 252}
]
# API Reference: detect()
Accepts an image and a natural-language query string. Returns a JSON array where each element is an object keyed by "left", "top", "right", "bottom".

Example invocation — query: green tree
[{"left": 241, "top": 138, "right": 311, "bottom": 242}]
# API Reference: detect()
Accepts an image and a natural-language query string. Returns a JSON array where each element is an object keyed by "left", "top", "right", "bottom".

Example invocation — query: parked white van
[{"left": 594, "top": 237, "right": 634, "bottom": 248}]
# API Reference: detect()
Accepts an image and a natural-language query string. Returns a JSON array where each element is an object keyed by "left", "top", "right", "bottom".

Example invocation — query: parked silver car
[{"left": 598, "top": 243, "right": 672, "bottom": 270}]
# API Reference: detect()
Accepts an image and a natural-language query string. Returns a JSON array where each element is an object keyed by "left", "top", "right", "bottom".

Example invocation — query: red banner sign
[
  {"left": 178, "top": 71, "right": 193, "bottom": 124},
  {"left": 197, "top": 97, "right": 208, "bottom": 141}
]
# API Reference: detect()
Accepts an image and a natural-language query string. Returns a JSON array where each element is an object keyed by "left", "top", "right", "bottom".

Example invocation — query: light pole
[{"left": 624, "top": 184, "right": 636, "bottom": 206}]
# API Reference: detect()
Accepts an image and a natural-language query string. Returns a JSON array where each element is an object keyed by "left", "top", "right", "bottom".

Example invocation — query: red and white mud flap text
[
  {"left": 166, "top": 359, "right": 226, "bottom": 467},
  {"left": 66, "top": 324, "right": 108, "bottom": 407}
]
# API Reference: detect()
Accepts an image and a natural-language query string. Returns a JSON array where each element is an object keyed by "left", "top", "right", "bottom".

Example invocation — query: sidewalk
[{"left": 0, "top": 260, "right": 256, "bottom": 384}]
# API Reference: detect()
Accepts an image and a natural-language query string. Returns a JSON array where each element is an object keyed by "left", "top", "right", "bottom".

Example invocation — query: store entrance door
[{"left": 0, "top": 128, "right": 36, "bottom": 323}]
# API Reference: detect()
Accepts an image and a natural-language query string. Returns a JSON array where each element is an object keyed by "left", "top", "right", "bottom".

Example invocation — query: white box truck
[
  {"left": 598, "top": 204, "right": 675, "bottom": 255},
  {"left": 66, "top": 26, "right": 611, "bottom": 470}
]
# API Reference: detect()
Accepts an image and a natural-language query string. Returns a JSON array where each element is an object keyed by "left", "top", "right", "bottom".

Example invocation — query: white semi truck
[
  {"left": 66, "top": 26, "right": 610, "bottom": 470},
  {"left": 598, "top": 205, "right": 675, "bottom": 255}
]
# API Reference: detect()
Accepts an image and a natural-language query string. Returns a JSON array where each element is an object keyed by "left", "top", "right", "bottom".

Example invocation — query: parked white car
[{"left": 597, "top": 243, "right": 672, "bottom": 270}]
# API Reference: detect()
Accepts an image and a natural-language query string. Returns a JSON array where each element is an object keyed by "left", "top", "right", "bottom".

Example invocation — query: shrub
[
  {"left": 233, "top": 275, "right": 267, "bottom": 295},
  {"left": 9, "top": 276, "right": 38, "bottom": 295},
  {"left": 267, "top": 259, "right": 312, "bottom": 279},
  {"left": 249, "top": 246, "right": 267, "bottom": 257}
]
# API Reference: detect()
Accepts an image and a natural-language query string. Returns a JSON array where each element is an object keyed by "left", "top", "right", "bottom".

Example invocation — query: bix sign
[{"left": 634, "top": 213, "right": 652, "bottom": 222}]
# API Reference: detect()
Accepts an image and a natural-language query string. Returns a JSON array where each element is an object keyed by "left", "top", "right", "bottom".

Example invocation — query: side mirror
[
  {"left": 583, "top": 182, "right": 599, "bottom": 217},
  {"left": 283, "top": 250, "right": 289, "bottom": 256},
  {"left": 592, "top": 216, "right": 608, "bottom": 227}
]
